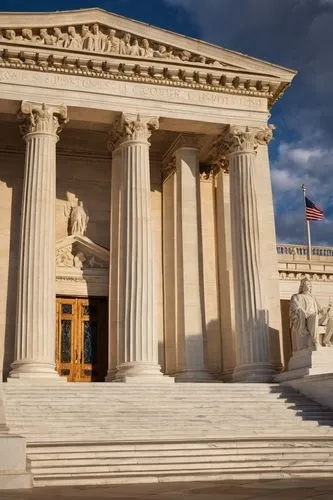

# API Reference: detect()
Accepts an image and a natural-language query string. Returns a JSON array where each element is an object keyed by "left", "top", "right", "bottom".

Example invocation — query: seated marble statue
[{"left": 290, "top": 277, "right": 322, "bottom": 351}]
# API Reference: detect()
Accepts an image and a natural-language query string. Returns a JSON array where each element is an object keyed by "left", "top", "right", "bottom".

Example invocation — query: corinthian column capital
[
  {"left": 223, "top": 124, "right": 275, "bottom": 155},
  {"left": 122, "top": 113, "right": 159, "bottom": 142},
  {"left": 109, "top": 114, "right": 159, "bottom": 150},
  {"left": 19, "top": 101, "right": 68, "bottom": 137}
]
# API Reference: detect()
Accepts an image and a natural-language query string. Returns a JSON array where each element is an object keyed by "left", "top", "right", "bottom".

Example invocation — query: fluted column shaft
[
  {"left": 111, "top": 114, "right": 166, "bottom": 381},
  {"left": 225, "top": 125, "right": 275, "bottom": 382},
  {"left": 175, "top": 142, "right": 211, "bottom": 380},
  {"left": 106, "top": 148, "right": 121, "bottom": 381},
  {"left": 10, "top": 102, "right": 67, "bottom": 379}
]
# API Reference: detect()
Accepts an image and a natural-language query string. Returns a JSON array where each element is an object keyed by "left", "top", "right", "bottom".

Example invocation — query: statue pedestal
[{"left": 276, "top": 345, "right": 333, "bottom": 382}]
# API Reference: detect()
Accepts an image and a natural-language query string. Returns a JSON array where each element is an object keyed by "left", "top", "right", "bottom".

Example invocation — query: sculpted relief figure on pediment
[
  {"left": 56, "top": 245, "right": 106, "bottom": 270},
  {"left": 0, "top": 23, "right": 224, "bottom": 67}
]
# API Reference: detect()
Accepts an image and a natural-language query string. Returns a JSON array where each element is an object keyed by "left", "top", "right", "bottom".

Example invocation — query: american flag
[{"left": 305, "top": 196, "right": 324, "bottom": 221}]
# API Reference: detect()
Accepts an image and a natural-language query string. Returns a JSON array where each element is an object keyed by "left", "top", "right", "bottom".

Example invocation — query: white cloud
[
  {"left": 277, "top": 143, "right": 331, "bottom": 168},
  {"left": 272, "top": 140, "right": 333, "bottom": 193},
  {"left": 271, "top": 169, "right": 301, "bottom": 191}
]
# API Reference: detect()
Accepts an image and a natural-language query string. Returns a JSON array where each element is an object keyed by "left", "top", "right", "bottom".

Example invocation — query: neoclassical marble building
[{"left": 0, "top": 8, "right": 297, "bottom": 386}]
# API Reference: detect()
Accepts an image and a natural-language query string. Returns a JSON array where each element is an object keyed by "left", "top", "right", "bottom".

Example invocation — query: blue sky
[{"left": 1, "top": 0, "right": 333, "bottom": 245}]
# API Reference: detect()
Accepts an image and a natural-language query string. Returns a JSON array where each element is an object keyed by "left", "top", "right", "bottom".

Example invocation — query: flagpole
[{"left": 301, "top": 184, "right": 312, "bottom": 261}]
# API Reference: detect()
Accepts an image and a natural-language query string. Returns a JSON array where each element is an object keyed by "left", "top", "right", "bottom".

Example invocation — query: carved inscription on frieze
[{"left": 0, "top": 68, "right": 267, "bottom": 112}]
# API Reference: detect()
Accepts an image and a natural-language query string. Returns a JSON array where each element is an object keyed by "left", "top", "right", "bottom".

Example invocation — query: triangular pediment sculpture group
[{"left": 0, "top": 22, "right": 224, "bottom": 68}]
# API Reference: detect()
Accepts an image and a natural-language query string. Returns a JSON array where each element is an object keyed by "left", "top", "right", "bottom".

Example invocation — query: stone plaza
[{"left": 1, "top": 7, "right": 333, "bottom": 491}]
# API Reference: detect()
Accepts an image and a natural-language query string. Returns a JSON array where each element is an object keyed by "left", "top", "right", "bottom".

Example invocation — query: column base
[
  {"left": 220, "top": 367, "right": 236, "bottom": 382},
  {"left": 175, "top": 369, "right": 215, "bottom": 382},
  {"left": 105, "top": 368, "right": 117, "bottom": 382},
  {"left": 8, "top": 360, "right": 61, "bottom": 381},
  {"left": 233, "top": 362, "right": 275, "bottom": 383},
  {"left": 114, "top": 361, "right": 174, "bottom": 383}
]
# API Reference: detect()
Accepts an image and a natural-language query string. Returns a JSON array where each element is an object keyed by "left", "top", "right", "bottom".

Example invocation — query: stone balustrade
[
  {"left": 277, "top": 244, "right": 333, "bottom": 261},
  {"left": 277, "top": 243, "right": 333, "bottom": 288}
]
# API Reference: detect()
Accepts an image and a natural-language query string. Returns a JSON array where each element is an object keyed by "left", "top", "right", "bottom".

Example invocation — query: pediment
[
  {"left": 56, "top": 235, "right": 109, "bottom": 270},
  {"left": 0, "top": 8, "right": 295, "bottom": 79}
]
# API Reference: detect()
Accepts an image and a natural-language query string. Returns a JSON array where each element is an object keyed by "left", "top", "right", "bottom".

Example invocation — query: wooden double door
[{"left": 56, "top": 297, "right": 108, "bottom": 382}]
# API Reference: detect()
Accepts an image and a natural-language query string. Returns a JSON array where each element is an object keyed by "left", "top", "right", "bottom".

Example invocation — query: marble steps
[
  {"left": 6, "top": 409, "right": 332, "bottom": 421},
  {"left": 6, "top": 410, "right": 333, "bottom": 422},
  {"left": 31, "top": 448, "right": 333, "bottom": 459},
  {"left": 9, "top": 424, "right": 333, "bottom": 434},
  {"left": 32, "top": 467, "right": 333, "bottom": 487},
  {"left": 11, "top": 434, "right": 333, "bottom": 444},
  {"left": 6, "top": 383, "right": 333, "bottom": 485},
  {"left": 31, "top": 461, "right": 333, "bottom": 476},
  {"left": 6, "top": 404, "right": 329, "bottom": 413},
  {"left": 5, "top": 398, "right": 326, "bottom": 407},
  {"left": 6, "top": 413, "right": 333, "bottom": 423},
  {"left": 9, "top": 422, "right": 333, "bottom": 439},
  {"left": 4, "top": 392, "right": 319, "bottom": 398},
  {"left": 9, "top": 429, "right": 333, "bottom": 443},
  {"left": 8, "top": 416, "right": 328, "bottom": 423},
  {"left": 4, "top": 400, "right": 322, "bottom": 407},
  {"left": 26, "top": 439, "right": 333, "bottom": 486},
  {"left": 3, "top": 385, "right": 304, "bottom": 395},
  {"left": 3, "top": 388, "right": 316, "bottom": 399},
  {"left": 29, "top": 452, "right": 333, "bottom": 468}
]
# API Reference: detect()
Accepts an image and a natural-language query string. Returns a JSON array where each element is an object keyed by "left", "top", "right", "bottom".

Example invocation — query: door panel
[
  {"left": 56, "top": 298, "right": 77, "bottom": 381},
  {"left": 56, "top": 297, "right": 108, "bottom": 382}
]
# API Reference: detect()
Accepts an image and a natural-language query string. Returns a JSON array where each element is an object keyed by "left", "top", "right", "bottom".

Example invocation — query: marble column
[
  {"left": 174, "top": 137, "right": 211, "bottom": 381},
  {"left": 111, "top": 114, "right": 168, "bottom": 381},
  {"left": 224, "top": 125, "right": 275, "bottom": 382},
  {"left": 161, "top": 158, "right": 178, "bottom": 376},
  {"left": 10, "top": 102, "right": 67, "bottom": 379},
  {"left": 106, "top": 147, "right": 121, "bottom": 382}
]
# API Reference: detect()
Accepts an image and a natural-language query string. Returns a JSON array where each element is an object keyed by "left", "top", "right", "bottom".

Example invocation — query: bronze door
[{"left": 56, "top": 297, "right": 108, "bottom": 382}]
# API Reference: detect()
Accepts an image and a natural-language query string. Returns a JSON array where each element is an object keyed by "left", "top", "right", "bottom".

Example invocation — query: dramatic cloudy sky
[{"left": 1, "top": 0, "right": 332, "bottom": 245}]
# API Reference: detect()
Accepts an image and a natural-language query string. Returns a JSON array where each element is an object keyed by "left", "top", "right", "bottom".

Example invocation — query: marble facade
[{"left": 0, "top": 8, "right": 297, "bottom": 386}]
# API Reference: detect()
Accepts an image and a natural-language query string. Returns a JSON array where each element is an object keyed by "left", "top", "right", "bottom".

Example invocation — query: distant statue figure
[
  {"left": 128, "top": 38, "right": 140, "bottom": 56},
  {"left": 70, "top": 201, "right": 89, "bottom": 236},
  {"left": 119, "top": 33, "right": 131, "bottom": 55},
  {"left": 65, "top": 26, "right": 81, "bottom": 50},
  {"left": 105, "top": 28, "right": 120, "bottom": 53},
  {"left": 140, "top": 38, "right": 154, "bottom": 57},
  {"left": 22, "top": 28, "right": 39, "bottom": 43},
  {"left": 321, "top": 300, "right": 333, "bottom": 347},
  {"left": 290, "top": 278, "right": 322, "bottom": 351},
  {"left": 89, "top": 23, "right": 106, "bottom": 52},
  {"left": 81, "top": 24, "right": 92, "bottom": 50},
  {"left": 53, "top": 27, "right": 68, "bottom": 47}
]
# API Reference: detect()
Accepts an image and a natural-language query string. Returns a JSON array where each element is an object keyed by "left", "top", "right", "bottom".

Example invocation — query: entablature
[{"left": 0, "top": 8, "right": 296, "bottom": 107}]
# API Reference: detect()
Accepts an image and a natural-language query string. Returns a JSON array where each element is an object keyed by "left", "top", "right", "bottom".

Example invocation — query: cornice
[{"left": 0, "top": 44, "right": 283, "bottom": 106}]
